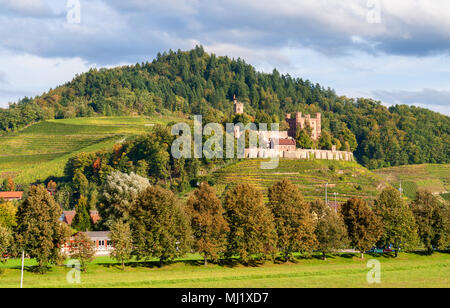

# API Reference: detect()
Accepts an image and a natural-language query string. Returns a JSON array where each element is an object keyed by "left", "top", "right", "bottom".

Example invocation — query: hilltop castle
[
  {"left": 232, "top": 97, "right": 353, "bottom": 161},
  {"left": 285, "top": 112, "right": 322, "bottom": 141},
  {"left": 233, "top": 95, "right": 244, "bottom": 115},
  {"left": 232, "top": 97, "right": 322, "bottom": 143}
]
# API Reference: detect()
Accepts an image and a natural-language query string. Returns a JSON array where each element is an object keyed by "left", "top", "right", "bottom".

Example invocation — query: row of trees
[
  {"left": 1, "top": 47, "right": 448, "bottom": 169},
  {"left": 0, "top": 176, "right": 448, "bottom": 273}
]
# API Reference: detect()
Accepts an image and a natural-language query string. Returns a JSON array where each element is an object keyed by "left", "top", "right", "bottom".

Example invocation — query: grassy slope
[
  {"left": 0, "top": 252, "right": 448, "bottom": 288},
  {"left": 373, "top": 164, "right": 450, "bottom": 202},
  {"left": 212, "top": 159, "right": 387, "bottom": 202},
  {"left": 0, "top": 115, "right": 183, "bottom": 185}
]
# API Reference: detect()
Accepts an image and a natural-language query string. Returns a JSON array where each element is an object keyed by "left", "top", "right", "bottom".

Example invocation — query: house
[
  {"left": 270, "top": 138, "right": 296, "bottom": 151},
  {"left": 0, "top": 191, "right": 24, "bottom": 201},
  {"left": 62, "top": 231, "right": 113, "bottom": 256}
]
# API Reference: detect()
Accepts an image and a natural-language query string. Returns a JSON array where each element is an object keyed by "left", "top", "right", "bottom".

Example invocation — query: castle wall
[{"left": 245, "top": 148, "right": 354, "bottom": 162}]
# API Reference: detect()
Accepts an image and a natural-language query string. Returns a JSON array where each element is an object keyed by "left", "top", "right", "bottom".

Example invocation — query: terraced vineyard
[
  {"left": 212, "top": 159, "right": 388, "bottom": 202},
  {"left": 373, "top": 164, "right": 450, "bottom": 202},
  {"left": 0, "top": 115, "right": 185, "bottom": 185}
]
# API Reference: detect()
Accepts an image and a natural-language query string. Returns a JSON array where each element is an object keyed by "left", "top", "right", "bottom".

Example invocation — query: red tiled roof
[
  {"left": 62, "top": 210, "right": 101, "bottom": 225},
  {"left": 89, "top": 211, "right": 101, "bottom": 224},
  {"left": 62, "top": 211, "right": 76, "bottom": 225},
  {"left": 274, "top": 138, "right": 296, "bottom": 146},
  {"left": 0, "top": 191, "right": 23, "bottom": 199}
]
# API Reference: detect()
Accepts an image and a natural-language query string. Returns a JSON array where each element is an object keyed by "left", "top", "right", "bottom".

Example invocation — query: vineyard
[
  {"left": 0, "top": 115, "right": 184, "bottom": 185},
  {"left": 212, "top": 159, "right": 387, "bottom": 202},
  {"left": 374, "top": 164, "right": 450, "bottom": 202}
]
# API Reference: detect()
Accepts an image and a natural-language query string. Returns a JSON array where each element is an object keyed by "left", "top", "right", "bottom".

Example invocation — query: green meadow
[{"left": 0, "top": 252, "right": 448, "bottom": 288}]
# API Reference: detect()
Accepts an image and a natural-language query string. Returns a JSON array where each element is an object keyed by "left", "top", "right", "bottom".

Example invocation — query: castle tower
[
  {"left": 285, "top": 111, "right": 322, "bottom": 141},
  {"left": 233, "top": 95, "right": 244, "bottom": 115}
]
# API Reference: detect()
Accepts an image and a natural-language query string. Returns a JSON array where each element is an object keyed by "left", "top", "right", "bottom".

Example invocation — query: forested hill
[{"left": 0, "top": 46, "right": 448, "bottom": 169}]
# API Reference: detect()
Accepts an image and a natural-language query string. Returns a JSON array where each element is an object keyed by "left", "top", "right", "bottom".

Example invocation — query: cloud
[
  {"left": 372, "top": 89, "right": 450, "bottom": 115},
  {"left": 0, "top": 0, "right": 449, "bottom": 116},
  {"left": 0, "top": 0, "right": 450, "bottom": 64},
  {"left": 0, "top": 0, "right": 59, "bottom": 18},
  {"left": 373, "top": 88, "right": 450, "bottom": 107}
]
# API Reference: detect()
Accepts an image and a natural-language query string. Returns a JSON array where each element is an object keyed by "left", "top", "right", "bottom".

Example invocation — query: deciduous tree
[
  {"left": 110, "top": 220, "right": 133, "bottom": 270},
  {"left": 411, "top": 190, "right": 448, "bottom": 254},
  {"left": 341, "top": 198, "right": 382, "bottom": 258},
  {"left": 69, "top": 232, "right": 95, "bottom": 272},
  {"left": 100, "top": 171, "right": 150, "bottom": 226},
  {"left": 311, "top": 199, "right": 349, "bottom": 260},
  {"left": 186, "top": 183, "right": 229, "bottom": 266},
  {"left": 224, "top": 184, "right": 277, "bottom": 263},
  {"left": 16, "top": 185, "right": 68, "bottom": 273},
  {"left": 375, "top": 187, "right": 419, "bottom": 256},
  {"left": 268, "top": 180, "right": 316, "bottom": 261},
  {"left": 130, "top": 186, "right": 191, "bottom": 266}
]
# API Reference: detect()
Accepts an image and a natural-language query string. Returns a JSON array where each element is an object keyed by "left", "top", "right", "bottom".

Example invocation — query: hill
[
  {"left": 373, "top": 164, "right": 450, "bottom": 203},
  {"left": 1, "top": 46, "right": 448, "bottom": 170},
  {"left": 0, "top": 115, "right": 183, "bottom": 185},
  {"left": 210, "top": 159, "right": 388, "bottom": 203}
]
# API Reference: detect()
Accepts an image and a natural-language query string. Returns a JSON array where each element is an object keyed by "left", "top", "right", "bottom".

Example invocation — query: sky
[{"left": 0, "top": 0, "right": 449, "bottom": 115}]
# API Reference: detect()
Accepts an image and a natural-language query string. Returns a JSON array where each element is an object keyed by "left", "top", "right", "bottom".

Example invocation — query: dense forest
[{"left": 0, "top": 46, "right": 448, "bottom": 169}]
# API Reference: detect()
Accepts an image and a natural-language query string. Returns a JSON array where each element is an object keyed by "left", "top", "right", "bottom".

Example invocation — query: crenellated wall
[{"left": 244, "top": 148, "right": 354, "bottom": 161}]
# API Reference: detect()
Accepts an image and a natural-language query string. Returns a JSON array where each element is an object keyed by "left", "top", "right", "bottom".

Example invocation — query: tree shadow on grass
[{"left": 9, "top": 265, "right": 52, "bottom": 274}]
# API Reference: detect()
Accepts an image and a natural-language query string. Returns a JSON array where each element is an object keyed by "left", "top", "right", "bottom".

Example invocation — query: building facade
[
  {"left": 233, "top": 95, "right": 244, "bottom": 115},
  {"left": 285, "top": 112, "right": 322, "bottom": 141}
]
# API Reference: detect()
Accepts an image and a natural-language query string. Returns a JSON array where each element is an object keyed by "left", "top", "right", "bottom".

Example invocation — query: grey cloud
[
  {"left": 0, "top": 0, "right": 449, "bottom": 64},
  {"left": 373, "top": 89, "right": 450, "bottom": 110}
]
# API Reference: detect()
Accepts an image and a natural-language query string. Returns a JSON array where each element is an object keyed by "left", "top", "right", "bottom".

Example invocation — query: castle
[
  {"left": 233, "top": 95, "right": 244, "bottom": 115},
  {"left": 232, "top": 98, "right": 353, "bottom": 161},
  {"left": 285, "top": 112, "right": 322, "bottom": 141}
]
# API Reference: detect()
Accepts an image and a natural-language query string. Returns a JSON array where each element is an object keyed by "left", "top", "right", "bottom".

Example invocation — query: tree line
[
  {"left": 0, "top": 46, "right": 448, "bottom": 169},
  {"left": 1, "top": 175, "right": 448, "bottom": 273}
]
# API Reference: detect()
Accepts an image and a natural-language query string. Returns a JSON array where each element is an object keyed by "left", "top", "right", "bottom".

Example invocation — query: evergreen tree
[
  {"left": 72, "top": 196, "right": 92, "bottom": 231},
  {"left": 16, "top": 185, "right": 68, "bottom": 273},
  {"left": 310, "top": 200, "right": 349, "bottom": 260},
  {"left": 411, "top": 190, "right": 448, "bottom": 254},
  {"left": 186, "top": 183, "right": 229, "bottom": 266},
  {"left": 130, "top": 186, "right": 191, "bottom": 266},
  {"left": 224, "top": 184, "right": 277, "bottom": 263},
  {"left": 268, "top": 179, "right": 316, "bottom": 261},
  {"left": 341, "top": 198, "right": 383, "bottom": 258},
  {"left": 375, "top": 187, "right": 419, "bottom": 256}
]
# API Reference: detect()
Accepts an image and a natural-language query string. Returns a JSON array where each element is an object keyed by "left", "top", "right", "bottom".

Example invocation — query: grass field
[
  {"left": 0, "top": 115, "right": 186, "bottom": 185},
  {"left": 0, "top": 252, "right": 448, "bottom": 288},
  {"left": 212, "top": 159, "right": 387, "bottom": 202},
  {"left": 374, "top": 164, "right": 450, "bottom": 202}
]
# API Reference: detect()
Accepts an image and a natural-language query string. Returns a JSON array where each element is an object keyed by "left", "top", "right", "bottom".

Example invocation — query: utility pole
[
  {"left": 399, "top": 181, "right": 403, "bottom": 196},
  {"left": 325, "top": 183, "right": 328, "bottom": 205},
  {"left": 20, "top": 250, "right": 24, "bottom": 288}
]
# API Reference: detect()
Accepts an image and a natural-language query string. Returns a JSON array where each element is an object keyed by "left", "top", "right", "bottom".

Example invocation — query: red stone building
[{"left": 285, "top": 112, "right": 322, "bottom": 140}]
